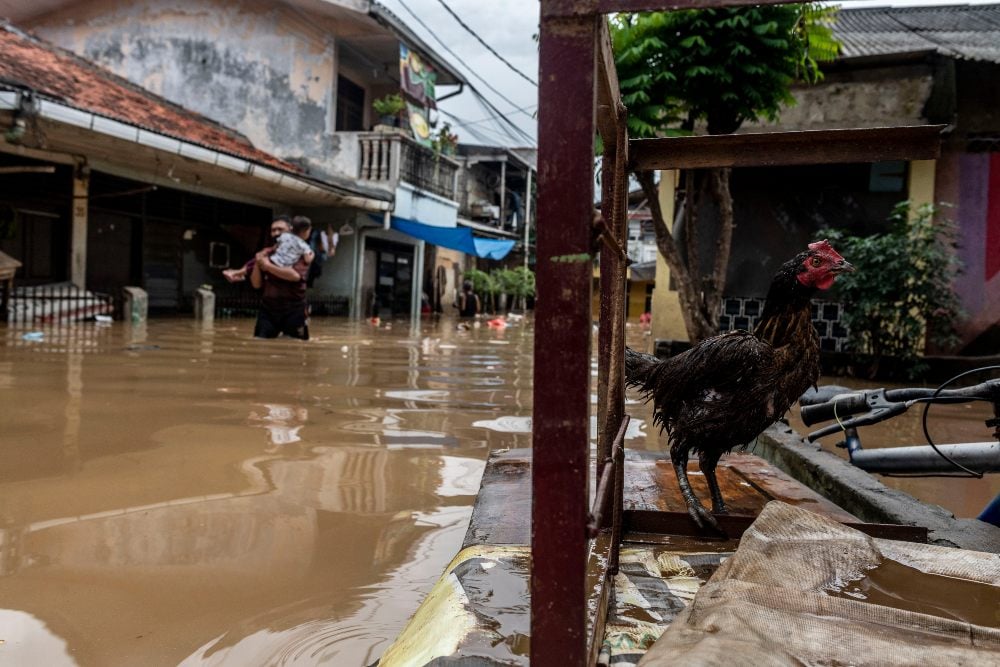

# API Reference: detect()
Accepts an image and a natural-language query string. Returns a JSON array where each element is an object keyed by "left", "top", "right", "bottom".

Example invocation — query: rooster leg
[
  {"left": 698, "top": 452, "right": 728, "bottom": 515},
  {"left": 670, "top": 443, "right": 722, "bottom": 533}
]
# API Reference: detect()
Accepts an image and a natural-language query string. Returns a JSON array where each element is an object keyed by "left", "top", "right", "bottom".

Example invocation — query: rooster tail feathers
[{"left": 625, "top": 347, "right": 660, "bottom": 389}]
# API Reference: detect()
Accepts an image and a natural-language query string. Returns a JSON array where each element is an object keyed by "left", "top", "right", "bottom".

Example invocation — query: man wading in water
[{"left": 250, "top": 216, "right": 312, "bottom": 340}]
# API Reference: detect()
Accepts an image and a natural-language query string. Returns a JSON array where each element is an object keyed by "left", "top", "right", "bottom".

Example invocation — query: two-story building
[
  {"left": 1, "top": 0, "right": 525, "bottom": 321},
  {"left": 649, "top": 3, "right": 1000, "bottom": 354}
]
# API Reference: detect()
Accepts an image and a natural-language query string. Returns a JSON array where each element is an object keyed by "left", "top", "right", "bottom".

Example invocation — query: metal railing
[
  {"left": 213, "top": 290, "right": 349, "bottom": 318},
  {"left": 4, "top": 283, "right": 122, "bottom": 324},
  {"left": 358, "top": 131, "right": 459, "bottom": 201}
]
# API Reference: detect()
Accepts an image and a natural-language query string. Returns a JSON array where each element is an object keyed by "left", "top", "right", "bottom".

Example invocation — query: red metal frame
[{"left": 532, "top": 2, "right": 943, "bottom": 665}]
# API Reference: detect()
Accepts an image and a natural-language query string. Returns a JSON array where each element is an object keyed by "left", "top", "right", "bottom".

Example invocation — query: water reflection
[{"left": 0, "top": 318, "right": 524, "bottom": 664}]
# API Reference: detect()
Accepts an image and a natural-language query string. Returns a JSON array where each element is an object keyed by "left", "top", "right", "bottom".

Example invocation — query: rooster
[{"left": 625, "top": 241, "right": 854, "bottom": 531}]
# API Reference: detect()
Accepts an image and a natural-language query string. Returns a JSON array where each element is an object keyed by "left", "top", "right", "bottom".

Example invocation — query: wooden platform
[
  {"left": 380, "top": 449, "right": 927, "bottom": 667},
  {"left": 464, "top": 448, "right": 857, "bottom": 548}
]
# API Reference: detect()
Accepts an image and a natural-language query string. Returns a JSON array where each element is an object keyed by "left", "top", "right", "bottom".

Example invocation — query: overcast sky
[{"left": 379, "top": 0, "right": 998, "bottom": 148}]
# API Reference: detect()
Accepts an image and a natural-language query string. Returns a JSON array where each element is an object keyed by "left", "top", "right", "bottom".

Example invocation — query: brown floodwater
[
  {"left": 0, "top": 317, "right": 541, "bottom": 666},
  {"left": 827, "top": 558, "right": 1000, "bottom": 627},
  {"left": 0, "top": 318, "right": 995, "bottom": 665}
]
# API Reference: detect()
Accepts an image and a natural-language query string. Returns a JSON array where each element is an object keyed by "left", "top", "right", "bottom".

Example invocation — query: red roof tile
[{"left": 0, "top": 22, "right": 300, "bottom": 173}]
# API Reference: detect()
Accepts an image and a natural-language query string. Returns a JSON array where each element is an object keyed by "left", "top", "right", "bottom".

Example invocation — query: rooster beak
[{"left": 832, "top": 260, "right": 855, "bottom": 274}]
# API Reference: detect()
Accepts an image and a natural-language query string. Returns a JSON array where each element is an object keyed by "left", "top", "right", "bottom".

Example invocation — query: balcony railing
[{"left": 357, "top": 131, "right": 459, "bottom": 201}]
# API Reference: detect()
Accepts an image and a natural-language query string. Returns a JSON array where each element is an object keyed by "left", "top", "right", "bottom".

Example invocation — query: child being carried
[{"left": 224, "top": 217, "right": 314, "bottom": 283}]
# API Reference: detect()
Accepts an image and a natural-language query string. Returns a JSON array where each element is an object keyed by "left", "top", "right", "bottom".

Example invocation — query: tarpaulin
[
  {"left": 388, "top": 216, "right": 515, "bottom": 260},
  {"left": 639, "top": 501, "right": 1000, "bottom": 666}
]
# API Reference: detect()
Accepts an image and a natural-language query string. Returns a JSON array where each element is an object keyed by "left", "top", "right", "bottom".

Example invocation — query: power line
[
  {"left": 461, "top": 103, "right": 538, "bottom": 127},
  {"left": 438, "top": 108, "right": 518, "bottom": 145},
  {"left": 431, "top": 0, "right": 538, "bottom": 87},
  {"left": 394, "top": 0, "right": 536, "bottom": 146}
]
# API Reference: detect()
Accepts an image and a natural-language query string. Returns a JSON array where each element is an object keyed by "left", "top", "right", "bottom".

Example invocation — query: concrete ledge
[{"left": 756, "top": 423, "right": 1000, "bottom": 553}]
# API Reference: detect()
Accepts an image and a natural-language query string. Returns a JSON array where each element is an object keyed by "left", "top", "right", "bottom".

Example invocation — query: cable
[
  {"left": 431, "top": 0, "right": 538, "bottom": 87},
  {"left": 460, "top": 103, "right": 538, "bottom": 128},
  {"left": 919, "top": 365, "right": 1000, "bottom": 478},
  {"left": 438, "top": 108, "right": 519, "bottom": 145},
  {"left": 393, "top": 0, "right": 536, "bottom": 146}
]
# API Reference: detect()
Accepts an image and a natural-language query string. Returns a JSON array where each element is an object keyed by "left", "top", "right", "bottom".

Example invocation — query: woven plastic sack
[{"left": 640, "top": 501, "right": 1000, "bottom": 666}]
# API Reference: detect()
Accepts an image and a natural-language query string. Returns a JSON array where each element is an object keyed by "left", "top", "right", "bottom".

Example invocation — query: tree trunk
[
  {"left": 703, "top": 167, "right": 735, "bottom": 333},
  {"left": 637, "top": 167, "right": 737, "bottom": 344}
]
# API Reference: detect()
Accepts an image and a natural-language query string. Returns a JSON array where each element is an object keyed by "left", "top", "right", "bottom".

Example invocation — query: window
[
  {"left": 336, "top": 76, "right": 365, "bottom": 132},
  {"left": 869, "top": 161, "right": 907, "bottom": 193}
]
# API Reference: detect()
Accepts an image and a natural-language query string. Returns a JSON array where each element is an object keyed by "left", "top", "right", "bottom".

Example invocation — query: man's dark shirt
[{"left": 261, "top": 257, "right": 308, "bottom": 313}]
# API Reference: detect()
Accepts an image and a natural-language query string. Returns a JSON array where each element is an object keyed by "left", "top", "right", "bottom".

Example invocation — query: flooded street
[
  {"left": 0, "top": 317, "right": 996, "bottom": 665},
  {"left": 0, "top": 317, "right": 541, "bottom": 666}
]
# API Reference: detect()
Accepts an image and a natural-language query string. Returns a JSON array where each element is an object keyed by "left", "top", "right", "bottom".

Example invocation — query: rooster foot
[
  {"left": 711, "top": 500, "right": 729, "bottom": 515},
  {"left": 686, "top": 500, "right": 725, "bottom": 536}
]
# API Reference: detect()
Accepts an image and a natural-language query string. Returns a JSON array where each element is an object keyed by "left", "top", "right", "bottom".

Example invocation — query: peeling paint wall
[
  {"left": 746, "top": 65, "right": 935, "bottom": 133},
  {"left": 28, "top": 0, "right": 346, "bottom": 180}
]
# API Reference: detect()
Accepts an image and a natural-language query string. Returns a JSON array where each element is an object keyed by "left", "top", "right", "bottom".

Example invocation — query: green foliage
[
  {"left": 610, "top": 4, "right": 839, "bottom": 137},
  {"left": 432, "top": 121, "right": 459, "bottom": 156},
  {"left": 494, "top": 267, "right": 536, "bottom": 299},
  {"left": 463, "top": 268, "right": 495, "bottom": 296},
  {"left": 821, "top": 202, "right": 963, "bottom": 374},
  {"left": 372, "top": 93, "right": 405, "bottom": 117}
]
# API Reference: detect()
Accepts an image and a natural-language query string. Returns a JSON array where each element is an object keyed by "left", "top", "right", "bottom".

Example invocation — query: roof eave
[{"left": 369, "top": 2, "right": 467, "bottom": 88}]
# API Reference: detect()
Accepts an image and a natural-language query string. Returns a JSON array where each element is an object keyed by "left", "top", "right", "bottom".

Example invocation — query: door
[
  {"left": 87, "top": 212, "right": 135, "bottom": 289},
  {"left": 365, "top": 238, "right": 414, "bottom": 319}
]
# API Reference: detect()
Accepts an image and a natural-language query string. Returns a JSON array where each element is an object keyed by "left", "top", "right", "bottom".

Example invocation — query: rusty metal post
[
  {"left": 532, "top": 7, "right": 597, "bottom": 666},
  {"left": 609, "top": 113, "right": 629, "bottom": 574}
]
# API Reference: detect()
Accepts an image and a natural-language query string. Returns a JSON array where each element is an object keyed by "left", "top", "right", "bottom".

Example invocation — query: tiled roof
[
  {"left": 0, "top": 21, "right": 300, "bottom": 173},
  {"left": 835, "top": 4, "right": 1000, "bottom": 63}
]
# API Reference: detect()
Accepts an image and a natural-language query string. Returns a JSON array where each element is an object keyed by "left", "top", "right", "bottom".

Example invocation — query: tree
[
  {"left": 611, "top": 5, "right": 838, "bottom": 341},
  {"left": 821, "top": 202, "right": 963, "bottom": 376}
]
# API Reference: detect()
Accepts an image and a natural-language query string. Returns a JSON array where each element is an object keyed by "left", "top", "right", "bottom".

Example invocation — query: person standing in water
[{"left": 456, "top": 280, "right": 480, "bottom": 318}]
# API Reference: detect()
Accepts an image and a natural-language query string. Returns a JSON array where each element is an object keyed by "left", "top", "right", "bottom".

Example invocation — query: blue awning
[{"left": 386, "top": 216, "right": 516, "bottom": 260}]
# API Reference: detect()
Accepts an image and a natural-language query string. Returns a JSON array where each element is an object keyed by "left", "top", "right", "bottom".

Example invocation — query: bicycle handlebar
[{"left": 799, "top": 379, "right": 1000, "bottom": 441}]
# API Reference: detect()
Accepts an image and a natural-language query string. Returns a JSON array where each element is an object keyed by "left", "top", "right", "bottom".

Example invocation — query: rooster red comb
[{"left": 808, "top": 239, "right": 844, "bottom": 262}]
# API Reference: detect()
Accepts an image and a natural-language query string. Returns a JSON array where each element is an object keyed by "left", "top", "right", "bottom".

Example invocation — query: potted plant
[
  {"left": 372, "top": 93, "right": 405, "bottom": 127},
  {"left": 433, "top": 122, "right": 459, "bottom": 156}
]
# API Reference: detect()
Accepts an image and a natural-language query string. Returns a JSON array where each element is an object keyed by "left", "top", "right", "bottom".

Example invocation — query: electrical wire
[
  {"left": 431, "top": 0, "right": 538, "bottom": 87},
  {"left": 919, "top": 365, "right": 1000, "bottom": 478},
  {"left": 437, "top": 108, "right": 519, "bottom": 145},
  {"left": 394, "top": 0, "right": 536, "bottom": 146}
]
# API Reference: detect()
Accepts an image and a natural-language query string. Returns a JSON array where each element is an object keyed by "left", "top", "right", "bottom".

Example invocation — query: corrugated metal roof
[{"left": 835, "top": 4, "right": 1000, "bottom": 63}]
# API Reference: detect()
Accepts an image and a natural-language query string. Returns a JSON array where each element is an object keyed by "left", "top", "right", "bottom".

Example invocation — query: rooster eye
[{"left": 810, "top": 257, "right": 822, "bottom": 268}]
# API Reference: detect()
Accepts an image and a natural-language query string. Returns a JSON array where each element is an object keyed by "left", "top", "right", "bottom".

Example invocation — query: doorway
[{"left": 362, "top": 238, "right": 414, "bottom": 319}]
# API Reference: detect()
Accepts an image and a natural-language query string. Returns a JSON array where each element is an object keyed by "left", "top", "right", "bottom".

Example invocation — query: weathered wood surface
[{"left": 464, "top": 448, "right": 860, "bottom": 548}]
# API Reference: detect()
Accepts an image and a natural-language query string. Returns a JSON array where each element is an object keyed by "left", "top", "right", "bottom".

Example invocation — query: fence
[
  {"left": 719, "top": 296, "right": 849, "bottom": 352},
  {"left": 4, "top": 283, "right": 123, "bottom": 325},
  {"left": 213, "top": 289, "right": 350, "bottom": 318}
]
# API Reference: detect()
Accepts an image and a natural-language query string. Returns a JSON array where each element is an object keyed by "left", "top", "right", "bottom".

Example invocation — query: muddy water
[
  {"left": 827, "top": 558, "right": 1000, "bottom": 627},
  {"left": 0, "top": 318, "right": 995, "bottom": 665},
  {"left": 0, "top": 317, "right": 545, "bottom": 666},
  {"left": 787, "top": 376, "right": 1000, "bottom": 519}
]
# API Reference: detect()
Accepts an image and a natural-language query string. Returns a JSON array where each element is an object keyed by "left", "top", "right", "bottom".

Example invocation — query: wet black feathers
[{"left": 625, "top": 254, "right": 822, "bottom": 457}]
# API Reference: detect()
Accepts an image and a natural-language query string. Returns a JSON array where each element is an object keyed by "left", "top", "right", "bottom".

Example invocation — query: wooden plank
[
  {"left": 624, "top": 509, "right": 930, "bottom": 543},
  {"left": 468, "top": 450, "right": 858, "bottom": 549},
  {"left": 596, "top": 18, "right": 626, "bottom": 150},
  {"left": 586, "top": 533, "right": 614, "bottom": 667},
  {"left": 463, "top": 449, "right": 533, "bottom": 549},
  {"left": 543, "top": 0, "right": 803, "bottom": 18},
  {"left": 629, "top": 125, "right": 944, "bottom": 171},
  {"left": 722, "top": 453, "right": 859, "bottom": 522}
]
